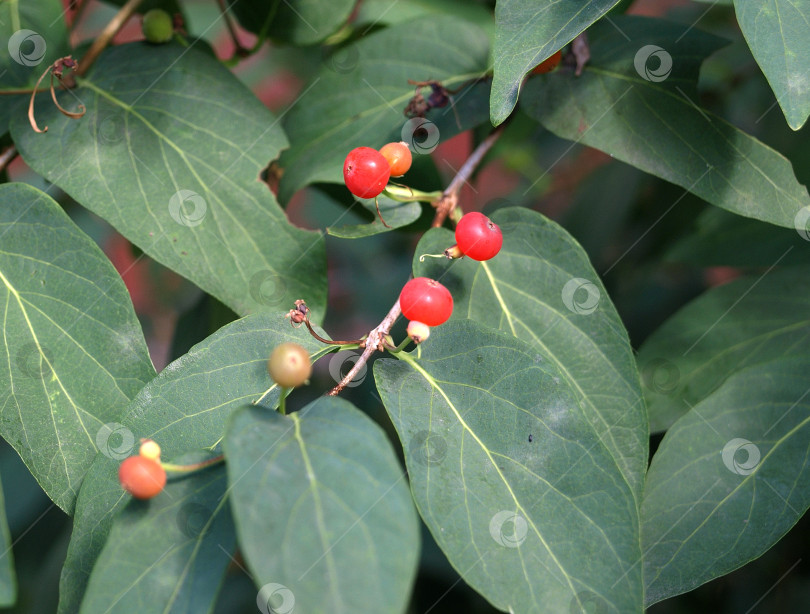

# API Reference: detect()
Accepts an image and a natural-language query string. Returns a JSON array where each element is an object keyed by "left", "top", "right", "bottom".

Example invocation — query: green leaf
[
  {"left": 490, "top": 0, "right": 621, "bottom": 125},
  {"left": 642, "top": 356, "right": 810, "bottom": 604},
  {"left": 10, "top": 42, "right": 327, "bottom": 321},
  {"left": 279, "top": 15, "right": 491, "bottom": 202},
  {"left": 225, "top": 397, "right": 419, "bottom": 614},
  {"left": 665, "top": 207, "right": 810, "bottom": 267},
  {"left": 0, "top": 0, "right": 70, "bottom": 90},
  {"left": 414, "top": 207, "right": 647, "bottom": 502},
  {"left": 79, "top": 464, "right": 234, "bottom": 614},
  {"left": 326, "top": 196, "right": 421, "bottom": 238},
  {"left": 0, "top": 475, "right": 17, "bottom": 607},
  {"left": 374, "top": 319, "right": 642, "bottom": 613},
  {"left": 0, "top": 183, "right": 155, "bottom": 513},
  {"left": 57, "top": 312, "right": 331, "bottom": 614},
  {"left": 523, "top": 16, "right": 810, "bottom": 230},
  {"left": 227, "top": 0, "right": 355, "bottom": 45},
  {"left": 734, "top": 0, "right": 810, "bottom": 130},
  {"left": 638, "top": 264, "right": 810, "bottom": 433}
]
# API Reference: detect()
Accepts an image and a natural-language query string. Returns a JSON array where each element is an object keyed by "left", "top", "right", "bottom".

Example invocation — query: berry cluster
[
  {"left": 119, "top": 440, "right": 166, "bottom": 500},
  {"left": 343, "top": 142, "right": 412, "bottom": 199}
]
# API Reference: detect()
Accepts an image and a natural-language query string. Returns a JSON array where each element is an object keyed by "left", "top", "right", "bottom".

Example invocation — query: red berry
[
  {"left": 455, "top": 212, "right": 503, "bottom": 261},
  {"left": 343, "top": 147, "right": 391, "bottom": 198},
  {"left": 379, "top": 142, "right": 412, "bottom": 177},
  {"left": 119, "top": 455, "right": 166, "bottom": 499},
  {"left": 399, "top": 278, "right": 453, "bottom": 326},
  {"left": 532, "top": 50, "right": 562, "bottom": 75}
]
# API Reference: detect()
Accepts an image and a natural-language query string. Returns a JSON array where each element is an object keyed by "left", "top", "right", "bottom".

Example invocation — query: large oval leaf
[
  {"left": 637, "top": 264, "right": 810, "bottom": 433},
  {"left": 642, "top": 356, "right": 810, "bottom": 604},
  {"left": 374, "top": 319, "right": 642, "bottom": 613},
  {"left": 79, "top": 464, "right": 234, "bottom": 614},
  {"left": 57, "top": 313, "right": 332, "bottom": 614},
  {"left": 734, "top": 0, "right": 810, "bottom": 130},
  {"left": 10, "top": 42, "right": 327, "bottom": 321},
  {"left": 414, "top": 207, "right": 647, "bottom": 502},
  {"left": 225, "top": 397, "right": 419, "bottom": 614},
  {"left": 0, "top": 183, "right": 155, "bottom": 514},
  {"left": 490, "top": 0, "right": 621, "bottom": 125},
  {"left": 523, "top": 16, "right": 810, "bottom": 230},
  {"left": 279, "top": 15, "right": 491, "bottom": 202}
]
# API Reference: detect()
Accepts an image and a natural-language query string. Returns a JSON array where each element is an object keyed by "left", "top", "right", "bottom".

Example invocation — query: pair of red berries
[
  {"left": 343, "top": 142, "right": 412, "bottom": 199},
  {"left": 119, "top": 440, "right": 166, "bottom": 499}
]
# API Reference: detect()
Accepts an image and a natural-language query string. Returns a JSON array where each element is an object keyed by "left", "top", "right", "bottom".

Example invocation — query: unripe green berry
[
  {"left": 267, "top": 343, "right": 312, "bottom": 388},
  {"left": 142, "top": 9, "right": 174, "bottom": 44}
]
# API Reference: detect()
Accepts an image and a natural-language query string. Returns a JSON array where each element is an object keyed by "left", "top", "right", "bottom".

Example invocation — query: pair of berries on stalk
[
  {"left": 118, "top": 440, "right": 166, "bottom": 499},
  {"left": 343, "top": 142, "right": 412, "bottom": 199}
]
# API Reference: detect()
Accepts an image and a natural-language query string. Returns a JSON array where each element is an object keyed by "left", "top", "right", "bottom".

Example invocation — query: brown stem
[
  {"left": 0, "top": 146, "right": 17, "bottom": 173},
  {"left": 77, "top": 0, "right": 144, "bottom": 77},
  {"left": 327, "top": 299, "right": 401, "bottom": 396},
  {"left": 303, "top": 318, "right": 362, "bottom": 346},
  {"left": 28, "top": 65, "right": 54, "bottom": 133},
  {"left": 431, "top": 121, "right": 508, "bottom": 228}
]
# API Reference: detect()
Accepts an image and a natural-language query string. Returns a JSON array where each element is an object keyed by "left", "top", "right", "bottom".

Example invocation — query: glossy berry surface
[
  {"left": 400, "top": 278, "right": 453, "bottom": 326},
  {"left": 343, "top": 147, "right": 391, "bottom": 198},
  {"left": 455, "top": 212, "right": 503, "bottom": 261},
  {"left": 119, "top": 455, "right": 166, "bottom": 499},
  {"left": 142, "top": 9, "right": 174, "bottom": 44},
  {"left": 531, "top": 50, "right": 562, "bottom": 74},
  {"left": 268, "top": 342, "right": 312, "bottom": 388},
  {"left": 379, "top": 142, "right": 413, "bottom": 176}
]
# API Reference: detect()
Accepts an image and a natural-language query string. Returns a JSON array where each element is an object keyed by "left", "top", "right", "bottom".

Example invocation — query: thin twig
[
  {"left": 431, "top": 121, "right": 508, "bottom": 228},
  {"left": 327, "top": 299, "right": 401, "bottom": 396},
  {"left": 0, "top": 146, "right": 17, "bottom": 173},
  {"left": 77, "top": 0, "right": 144, "bottom": 77}
]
